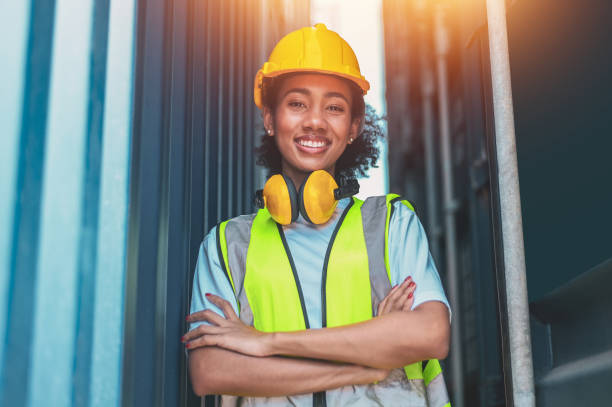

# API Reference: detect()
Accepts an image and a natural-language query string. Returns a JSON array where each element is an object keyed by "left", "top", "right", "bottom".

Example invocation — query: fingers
[
  {"left": 379, "top": 283, "right": 400, "bottom": 315},
  {"left": 181, "top": 323, "right": 225, "bottom": 343},
  {"left": 204, "top": 293, "right": 240, "bottom": 321},
  {"left": 385, "top": 279, "right": 409, "bottom": 312},
  {"left": 182, "top": 326, "right": 222, "bottom": 350},
  {"left": 378, "top": 276, "right": 416, "bottom": 315},
  {"left": 402, "top": 296, "right": 415, "bottom": 312},
  {"left": 184, "top": 332, "right": 222, "bottom": 350},
  {"left": 186, "top": 294, "right": 239, "bottom": 324},
  {"left": 377, "top": 283, "right": 402, "bottom": 315},
  {"left": 399, "top": 281, "right": 416, "bottom": 311},
  {"left": 186, "top": 308, "right": 227, "bottom": 326}
]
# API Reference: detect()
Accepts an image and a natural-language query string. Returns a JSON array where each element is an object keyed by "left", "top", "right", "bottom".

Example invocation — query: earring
[
  {"left": 349, "top": 137, "right": 354, "bottom": 144},
  {"left": 267, "top": 128, "right": 274, "bottom": 136}
]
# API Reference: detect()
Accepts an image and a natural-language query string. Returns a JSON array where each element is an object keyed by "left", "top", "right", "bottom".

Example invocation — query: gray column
[{"left": 485, "top": 0, "right": 535, "bottom": 405}]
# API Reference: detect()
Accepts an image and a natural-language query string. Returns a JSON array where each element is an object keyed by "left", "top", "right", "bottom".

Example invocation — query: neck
[{"left": 281, "top": 163, "right": 335, "bottom": 189}]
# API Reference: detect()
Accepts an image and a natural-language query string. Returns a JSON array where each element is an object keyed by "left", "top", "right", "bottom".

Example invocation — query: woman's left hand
[{"left": 183, "top": 293, "right": 273, "bottom": 357}]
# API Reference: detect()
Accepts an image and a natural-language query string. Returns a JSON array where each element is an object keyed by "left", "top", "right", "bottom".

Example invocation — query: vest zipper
[{"left": 313, "top": 391, "right": 327, "bottom": 407}]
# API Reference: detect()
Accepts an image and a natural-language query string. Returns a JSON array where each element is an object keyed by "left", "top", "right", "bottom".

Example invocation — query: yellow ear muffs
[
  {"left": 254, "top": 171, "right": 360, "bottom": 225},
  {"left": 299, "top": 170, "right": 340, "bottom": 225},
  {"left": 259, "top": 174, "right": 299, "bottom": 225}
]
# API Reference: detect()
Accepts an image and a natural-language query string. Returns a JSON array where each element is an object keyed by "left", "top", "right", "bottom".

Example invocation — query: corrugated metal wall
[
  {"left": 0, "top": 1, "right": 136, "bottom": 406},
  {"left": 122, "top": 0, "right": 264, "bottom": 405},
  {"left": 382, "top": 0, "right": 505, "bottom": 405},
  {"left": 1, "top": 1, "right": 309, "bottom": 406},
  {"left": 506, "top": 1, "right": 612, "bottom": 405},
  {"left": 384, "top": 0, "right": 612, "bottom": 406},
  {"left": 122, "top": 1, "right": 308, "bottom": 405}
]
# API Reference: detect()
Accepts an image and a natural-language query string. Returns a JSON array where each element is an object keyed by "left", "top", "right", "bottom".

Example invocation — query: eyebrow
[{"left": 282, "top": 88, "right": 350, "bottom": 104}]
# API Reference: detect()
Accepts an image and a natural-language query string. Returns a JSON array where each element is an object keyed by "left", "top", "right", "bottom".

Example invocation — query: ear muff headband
[{"left": 282, "top": 174, "right": 299, "bottom": 223}]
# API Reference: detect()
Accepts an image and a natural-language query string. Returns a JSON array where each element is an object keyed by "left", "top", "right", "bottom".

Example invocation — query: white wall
[{"left": 310, "top": 0, "right": 389, "bottom": 198}]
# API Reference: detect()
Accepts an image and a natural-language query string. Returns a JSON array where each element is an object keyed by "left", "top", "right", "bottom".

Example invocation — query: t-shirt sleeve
[
  {"left": 189, "top": 226, "right": 240, "bottom": 331},
  {"left": 388, "top": 202, "right": 452, "bottom": 320}
]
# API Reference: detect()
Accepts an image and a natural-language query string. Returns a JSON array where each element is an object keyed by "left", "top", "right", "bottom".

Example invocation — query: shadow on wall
[{"left": 507, "top": 0, "right": 612, "bottom": 300}]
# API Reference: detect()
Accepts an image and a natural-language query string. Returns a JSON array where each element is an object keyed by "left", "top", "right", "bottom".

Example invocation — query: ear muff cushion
[
  {"left": 281, "top": 174, "right": 299, "bottom": 223},
  {"left": 299, "top": 170, "right": 338, "bottom": 224},
  {"left": 263, "top": 174, "right": 295, "bottom": 225}
]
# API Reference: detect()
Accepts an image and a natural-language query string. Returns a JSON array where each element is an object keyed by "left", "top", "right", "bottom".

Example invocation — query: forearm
[
  {"left": 189, "top": 346, "right": 386, "bottom": 397},
  {"left": 270, "top": 302, "right": 450, "bottom": 369}
]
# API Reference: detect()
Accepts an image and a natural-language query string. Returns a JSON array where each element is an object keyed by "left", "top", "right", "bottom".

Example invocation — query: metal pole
[
  {"left": 433, "top": 4, "right": 464, "bottom": 407},
  {"left": 485, "top": 0, "right": 535, "bottom": 405},
  {"left": 415, "top": 0, "right": 442, "bottom": 263}
]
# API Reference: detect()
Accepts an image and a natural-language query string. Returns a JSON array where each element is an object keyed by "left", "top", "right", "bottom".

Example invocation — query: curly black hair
[{"left": 255, "top": 74, "right": 385, "bottom": 183}]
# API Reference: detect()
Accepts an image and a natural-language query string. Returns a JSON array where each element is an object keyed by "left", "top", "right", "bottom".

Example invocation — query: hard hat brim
[{"left": 253, "top": 68, "right": 370, "bottom": 109}]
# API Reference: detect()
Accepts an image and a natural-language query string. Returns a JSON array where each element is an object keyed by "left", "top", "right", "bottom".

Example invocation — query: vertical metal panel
[
  {"left": 382, "top": 0, "right": 507, "bottom": 405},
  {"left": 123, "top": 0, "right": 167, "bottom": 405},
  {"left": 0, "top": 0, "right": 136, "bottom": 405},
  {"left": 73, "top": 0, "right": 111, "bottom": 405},
  {"left": 227, "top": 0, "right": 236, "bottom": 218},
  {"left": 235, "top": 0, "right": 246, "bottom": 214},
  {"left": 88, "top": 1, "right": 137, "bottom": 406},
  {"left": 159, "top": 1, "right": 190, "bottom": 405},
  {"left": 122, "top": 1, "right": 271, "bottom": 406},
  {"left": 201, "top": 0, "right": 212, "bottom": 232},
  {"left": 215, "top": 0, "right": 226, "bottom": 224},
  {"left": 184, "top": 1, "right": 205, "bottom": 404},
  {"left": 1, "top": 1, "right": 57, "bottom": 404},
  {"left": 0, "top": 0, "right": 32, "bottom": 387}
]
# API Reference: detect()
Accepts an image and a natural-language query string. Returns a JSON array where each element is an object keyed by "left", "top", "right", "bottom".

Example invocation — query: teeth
[{"left": 298, "top": 139, "right": 327, "bottom": 148}]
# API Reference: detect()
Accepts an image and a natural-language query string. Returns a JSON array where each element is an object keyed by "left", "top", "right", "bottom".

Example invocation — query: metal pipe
[
  {"left": 433, "top": 4, "right": 464, "bottom": 407},
  {"left": 484, "top": 0, "right": 536, "bottom": 405},
  {"left": 415, "top": 0, "right": 442, "bottom": 263}
]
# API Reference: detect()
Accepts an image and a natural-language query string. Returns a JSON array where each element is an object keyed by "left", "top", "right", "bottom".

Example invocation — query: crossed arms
[{"left": 186, "top": 277, "right": 450, "bottom": 397}]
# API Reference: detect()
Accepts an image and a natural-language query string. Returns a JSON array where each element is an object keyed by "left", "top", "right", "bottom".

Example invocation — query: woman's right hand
[{"left": 377, "top": 276, "right": 416, "bottom": 316}]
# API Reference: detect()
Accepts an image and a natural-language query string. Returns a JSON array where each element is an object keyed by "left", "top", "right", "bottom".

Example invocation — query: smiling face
[{"left": 263, "top": 73, "right": 361, "bottom": 187}]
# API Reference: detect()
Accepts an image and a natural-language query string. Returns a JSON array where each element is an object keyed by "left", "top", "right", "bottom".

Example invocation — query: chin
[{"left": 297, "top": 161, "right": 331, "bottom": 173}]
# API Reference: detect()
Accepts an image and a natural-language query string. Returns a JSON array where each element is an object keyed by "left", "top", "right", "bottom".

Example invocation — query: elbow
[
  {"left": 395, "top": 316, "right": 450, "bottom": 367},
  {"left": 190, "top": 364, "right": 215, "bottom": 396},
  {"left": 427, "top": 317, "right": 450, "bottom": 360},
  {"left": 430, "top": 336, "right": 449, "bottom": 360},
  {"left": 191, "top": 371, "right": 214, "bottom": 397},
  {"left": 189, "top": 349, "right": 221, "bottom": 396}
]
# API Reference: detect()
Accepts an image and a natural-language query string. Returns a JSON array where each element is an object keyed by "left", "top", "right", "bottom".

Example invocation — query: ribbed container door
[{"left": 0, "top": 1, "right": 137, "bottom": 406}]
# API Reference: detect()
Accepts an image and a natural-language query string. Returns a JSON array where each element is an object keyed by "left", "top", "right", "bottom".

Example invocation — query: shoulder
[
  {"left": 218, "top": 212, "right": 257, "bottom": 227},
  {"left": 383, "top": 194, "right": 423, "bottom": 237},
  {"left": 209, "top": 212, "right": 258, "bottom": 235},
  {"left": 361, "top": 194, "right": 416, "bottom": 219},
  {"left": 200, "top": 212, "right": 256, "bottom": 248},
  {"left": 389, "top": 197, "right": 417, "bottom": 221},
  {"left": 211, "top": 212, "right": 259, "bottom": 252}
]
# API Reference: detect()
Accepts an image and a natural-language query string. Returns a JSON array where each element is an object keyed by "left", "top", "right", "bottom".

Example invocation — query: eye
[
  {"left": 328, "top": 104, "right": 345, "bottom": 113},
  {"left": 288, "top": 100, "right": 306, "bottom": 109}
]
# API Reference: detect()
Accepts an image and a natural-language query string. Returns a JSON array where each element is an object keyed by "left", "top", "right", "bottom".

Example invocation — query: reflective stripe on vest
[{"left": 218, "top": 194, "right": 450, "bottom": 407}]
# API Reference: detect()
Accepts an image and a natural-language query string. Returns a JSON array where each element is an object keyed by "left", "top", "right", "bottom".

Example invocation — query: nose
[{"left": 302, "top": 105, "right": 328, "bottom": 133}]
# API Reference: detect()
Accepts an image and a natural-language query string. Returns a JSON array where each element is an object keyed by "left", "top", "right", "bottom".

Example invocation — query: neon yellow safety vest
[{"left": 217, "top": 194, "right": 450, "bottom": 407}]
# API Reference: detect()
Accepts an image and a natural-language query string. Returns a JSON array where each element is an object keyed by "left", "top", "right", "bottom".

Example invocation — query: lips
[{"left": 295, "top": 135, "right": 331, "bottom": 153}]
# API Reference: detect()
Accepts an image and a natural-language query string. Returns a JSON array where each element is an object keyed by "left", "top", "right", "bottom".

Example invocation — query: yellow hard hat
[{"left": 253, "top": 23, "right": 370, "bottom": 109}]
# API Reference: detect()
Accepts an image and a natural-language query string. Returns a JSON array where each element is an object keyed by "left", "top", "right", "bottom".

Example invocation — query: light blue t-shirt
[{"left": 190, "top": 197, "right": 450, "bottom": 330}]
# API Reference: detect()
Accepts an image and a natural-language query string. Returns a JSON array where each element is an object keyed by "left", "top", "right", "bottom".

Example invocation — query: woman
[{"left": 184, "top": 24, "right": 451, "bottom": 406}]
